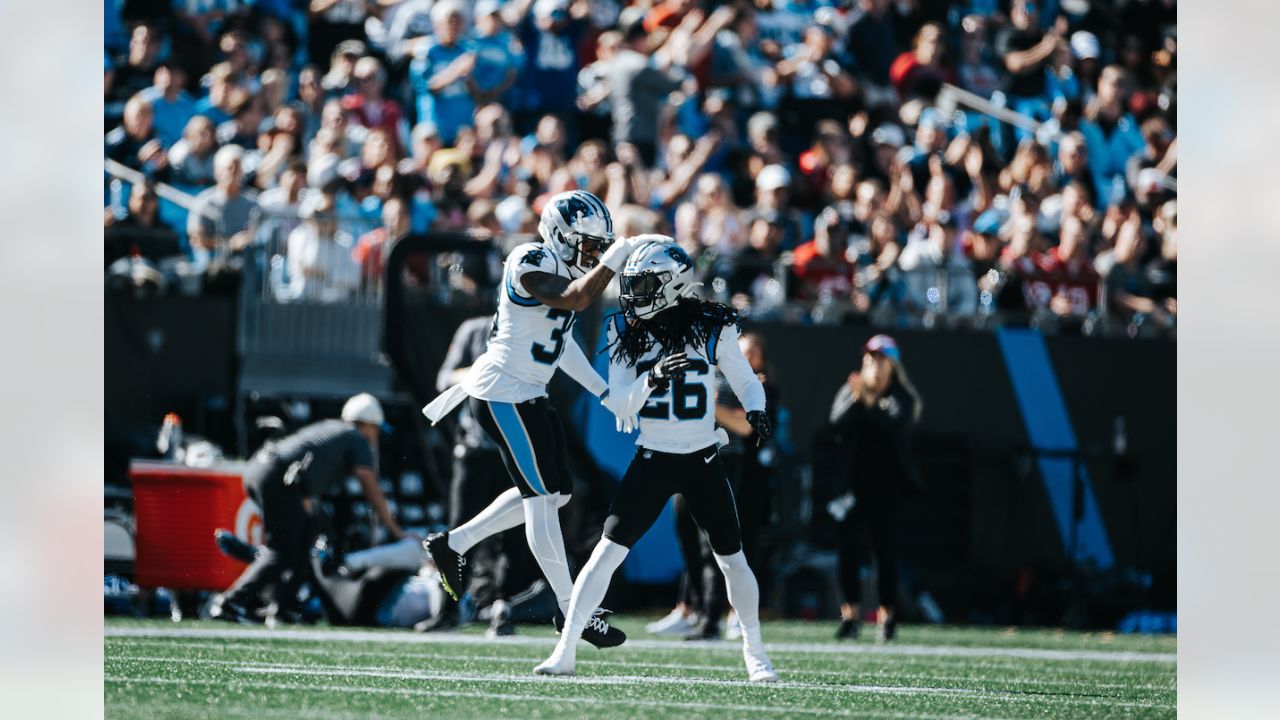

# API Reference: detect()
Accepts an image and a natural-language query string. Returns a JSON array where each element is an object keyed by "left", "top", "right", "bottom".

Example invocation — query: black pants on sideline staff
[
  {"left": 837, "top": 490, "right": 900, "bottom": 610},
  {"left": 224, "top": 454, "right": 313, "bottom": 611}
]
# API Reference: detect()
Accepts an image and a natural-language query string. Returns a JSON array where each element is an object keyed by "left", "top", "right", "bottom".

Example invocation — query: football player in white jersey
[
  {"left": 422, "top": 190, "right": 645, "bottom": 648},
  {"left": 534, "top": 239, "right": 779, "bottom": 682}
]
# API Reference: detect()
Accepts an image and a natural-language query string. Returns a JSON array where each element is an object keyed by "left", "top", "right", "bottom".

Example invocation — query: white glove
[
  {"left": 600, "top": 392, "right": 638, "bottom": 433},
  {"left": 600, "top": 233, "right": 674, "bottom": 273},
  {"left": 600, "top": 235, "right": 638, "bottom": 273}
]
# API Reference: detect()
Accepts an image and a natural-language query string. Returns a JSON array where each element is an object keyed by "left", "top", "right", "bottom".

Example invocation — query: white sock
[
  {"left": 449, "top": 487, "right": 526, "bottom": 554},
  {"left": 715, "top": 551, "right": 762, "bottom": 643},
  {"left": 554, "top": 539, "right": 629, "bottom": 661},
  {"left": 522, "top": 494, "right": 575, "bottom": 614},
  {"left": 344, "top": 537, "right": 426, "bottom": 572}
]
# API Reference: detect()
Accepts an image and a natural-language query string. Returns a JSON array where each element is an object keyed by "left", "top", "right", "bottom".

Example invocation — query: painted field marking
[
  {"left": 106, "top": 675, "right": 979, "bottom": 720},
  {"left": 105, "top": 625, "right": 1176, "bottom": 664},
  {"left": 105, "top": 655, "right": 1174, "bottom": 711},
  {"left": 109, "top": 638, "right": 1175, "bottom": 691}
]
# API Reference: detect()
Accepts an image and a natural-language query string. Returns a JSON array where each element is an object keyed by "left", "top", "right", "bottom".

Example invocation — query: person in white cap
[
  {"left": 210, "top": 393, "right": 407, "bottom": 626},
  {"left": 752, "top": 164, "right": 806, "bottom": 250}
]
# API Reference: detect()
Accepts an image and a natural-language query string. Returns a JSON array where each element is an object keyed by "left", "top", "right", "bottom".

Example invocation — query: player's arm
[
  {"left": 520, "top": 235, "right": 644, "bottom": 311},
  {"left": 607, "top": 351, "right": 655, "bottom": 419},
  {"left": 716, "top": 404, "right": 754, "bottom": 438},
  {"left": 557, "top": 335, "right": 607, "bottom": 397},
  {"left": 355, "top": 466, "right": 406, "bottom": 540},
  {"left": 715, "top": 324, "right": 772, "bottom": 444}
]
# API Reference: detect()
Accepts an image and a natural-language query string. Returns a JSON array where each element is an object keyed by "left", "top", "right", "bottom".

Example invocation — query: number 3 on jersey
[
  {"left": 635, "top": 358, "right": 709, "bottom": 420},
  {"left": 531, "top": 309, "right": 574, "bottom": 364}
]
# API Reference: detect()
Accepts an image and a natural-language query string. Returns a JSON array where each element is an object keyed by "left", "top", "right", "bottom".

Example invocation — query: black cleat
[
  {"left": 876, "top": 617, "right": 897, "bottom": 643},
  {"left": 683, "top": 615, "right": 722, "bottom": 642},
  {"left": 207, "top": 594, "right": 262, "bottom": 625},
  {"left": 835, "top": 618, "right": 860, "bottom": 641},
  {"left": 425, "top": 532, "right": 467, "bottom": 601},
  {"left": 554, "top": 608, "right": 626, "bottom": 648},
  {"left": 214, "top": 528, "right": 258, "bottom": 564}
]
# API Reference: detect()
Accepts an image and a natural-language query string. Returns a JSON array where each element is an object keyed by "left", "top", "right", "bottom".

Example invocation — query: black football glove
[
  {"left": 746, "top": 410, "right": 772, "bottom": 447},
  {"left": 648, "top": 352, "right": 694, "bottom": 390}
]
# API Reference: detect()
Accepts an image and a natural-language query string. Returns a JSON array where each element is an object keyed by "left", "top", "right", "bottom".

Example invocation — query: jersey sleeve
[
  {"left": 557, "top": 334, "right": 607, "bottom": 397},
  {"left": 713, "top": 324, "right": 766, "bottom": 414},
  {"left": 505, "top": 244, "right": 558, "bottom": 305}
]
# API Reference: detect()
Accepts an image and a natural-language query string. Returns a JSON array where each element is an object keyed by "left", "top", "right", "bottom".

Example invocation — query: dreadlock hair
[{"left": 606, "top": 297, "right": 740, "bottom": 367}]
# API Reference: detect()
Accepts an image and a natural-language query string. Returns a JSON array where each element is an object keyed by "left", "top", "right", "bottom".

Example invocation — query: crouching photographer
[{"left": 209, "top": 393, "right": 411, "bottom": 625}]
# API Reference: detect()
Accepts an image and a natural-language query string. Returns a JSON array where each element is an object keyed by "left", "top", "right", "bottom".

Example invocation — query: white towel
[{"left": 423, "top": 384, "right": 468, "bottom": 425}]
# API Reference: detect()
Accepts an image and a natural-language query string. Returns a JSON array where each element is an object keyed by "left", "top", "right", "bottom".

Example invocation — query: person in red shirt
[
  {"left": 353, "top": 196, "right": 412, "bottom": 291},
  {"left": 791, "top": 207, "right": 856, "bottom": 301},
  {"left": 1024, "top": 215, "right": 1099, "bottom": 317},
  {"left": 342, "top": 57, "right": 407, "bottom": 158},
  {"left": 889, "top": 22, "right": 953, "bottom": 99},
  {"left": 797, "top": 120, "right": 853, "bottom": 207}
]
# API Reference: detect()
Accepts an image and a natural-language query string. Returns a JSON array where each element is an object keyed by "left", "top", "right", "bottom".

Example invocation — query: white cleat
[
  {"left": 645, "top": 608, "right": 696, "bottom": 636},
  {"left": 533, "top": 652, "right": 576, "bottom": 677},
  {"left": 744, "top": 642, "right": 778, "bottom": 683}
]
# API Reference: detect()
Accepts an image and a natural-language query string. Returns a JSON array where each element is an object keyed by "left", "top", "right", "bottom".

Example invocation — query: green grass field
[{"left": 105, "top": 616, "right": 1176, "bottom": 719}]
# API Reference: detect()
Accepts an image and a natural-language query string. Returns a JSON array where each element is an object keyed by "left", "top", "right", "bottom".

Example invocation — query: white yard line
[
  {"left": 105, "top": 655, "right": 1174, "bottom": 711},
  {"left": 105, "top": 675, "right": 979, "bottom": 720},
  {"left": 111, "top": 638, "right": 1174, "bottom": 690},
  {"left": 104, "top": 625, "right": 1176, "bottom": 664}
]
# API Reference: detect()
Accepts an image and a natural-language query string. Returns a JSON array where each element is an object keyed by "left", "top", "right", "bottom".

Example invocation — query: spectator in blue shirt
[
  {"left": 1079, "top": 66, "right": 1145, "bottom": 203},
  {"left": 513, "top": 0, "right": 588, "bottom": 131},
  {"left": 194, "top": 62, "right": 238, "bottom": 127},
  {"left": 470, "top": 0, "right": 524, "bottom": 106},
  {"left": 142, "top": 62, "right": 198, "bottom": 147},
  {"left": 410, "top": 1, "right": 476, "bottom": 146}
]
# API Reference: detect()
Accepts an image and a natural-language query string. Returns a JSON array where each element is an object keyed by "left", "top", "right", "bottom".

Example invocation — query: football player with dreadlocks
[
  {"left": 534, "top": 238, "right": 779, "bottom": 682},
  {"left": 422, "top": 190, "right": 646, "bottom": 648}
]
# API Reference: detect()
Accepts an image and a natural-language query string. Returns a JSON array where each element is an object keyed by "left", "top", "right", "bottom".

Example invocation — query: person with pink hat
[{"left": 827, "top": 333, "right": 923, "bottom": 642}]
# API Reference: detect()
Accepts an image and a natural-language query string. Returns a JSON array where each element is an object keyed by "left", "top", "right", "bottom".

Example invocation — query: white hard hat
[{"left": 342, "top": 393, "right": 385, "bottom": 426}]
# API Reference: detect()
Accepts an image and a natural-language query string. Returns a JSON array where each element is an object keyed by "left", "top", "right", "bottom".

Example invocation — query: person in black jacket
[{"left": 827, "top": 334, "right": 922, "bottom": 642}]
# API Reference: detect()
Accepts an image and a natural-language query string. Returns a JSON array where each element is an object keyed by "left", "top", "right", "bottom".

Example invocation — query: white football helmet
[
  {"left": 618, "top": 238, "right": 698, "bottom": 319},
  {"left": 537, "top": 190, "right": 615, "bottom": 278}
]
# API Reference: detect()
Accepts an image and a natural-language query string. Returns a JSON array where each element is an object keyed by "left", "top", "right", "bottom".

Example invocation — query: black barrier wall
[{"left": 748, "top": 323, "right": 1175, "bottom": 621}]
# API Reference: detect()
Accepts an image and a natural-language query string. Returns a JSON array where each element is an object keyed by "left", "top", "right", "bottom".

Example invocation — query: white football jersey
[
  {"left": 462, "top": 242, "right": 578, "bottom": 403},
  {"left": 605, "top": 313, "right": 766, "bottom": 454}
]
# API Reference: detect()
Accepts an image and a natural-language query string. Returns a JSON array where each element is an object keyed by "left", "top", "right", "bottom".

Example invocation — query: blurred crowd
[{"left": 104, "top": 0, "right": 1176, "bottom": 331}]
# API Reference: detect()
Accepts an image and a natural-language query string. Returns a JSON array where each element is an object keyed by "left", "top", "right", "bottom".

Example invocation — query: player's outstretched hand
[
  {"left": 746, "top": 410, "right": 772, "bottom": 447},
  {"left": 649, "top": 352, "right": 694, "bottom": 390}
]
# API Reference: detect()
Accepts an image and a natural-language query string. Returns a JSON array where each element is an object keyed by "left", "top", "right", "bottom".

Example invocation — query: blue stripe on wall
[
  {"left": 575, "top": 318, "right": 683, "bottom": 583},
  {"left": 996, "top": 328, "right": 1114, "bottom": 569}
]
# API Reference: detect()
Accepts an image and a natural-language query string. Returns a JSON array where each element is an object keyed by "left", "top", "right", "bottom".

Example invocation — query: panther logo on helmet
[{"left": 538, "top": 190, "right": 615, "bottom": 278}]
